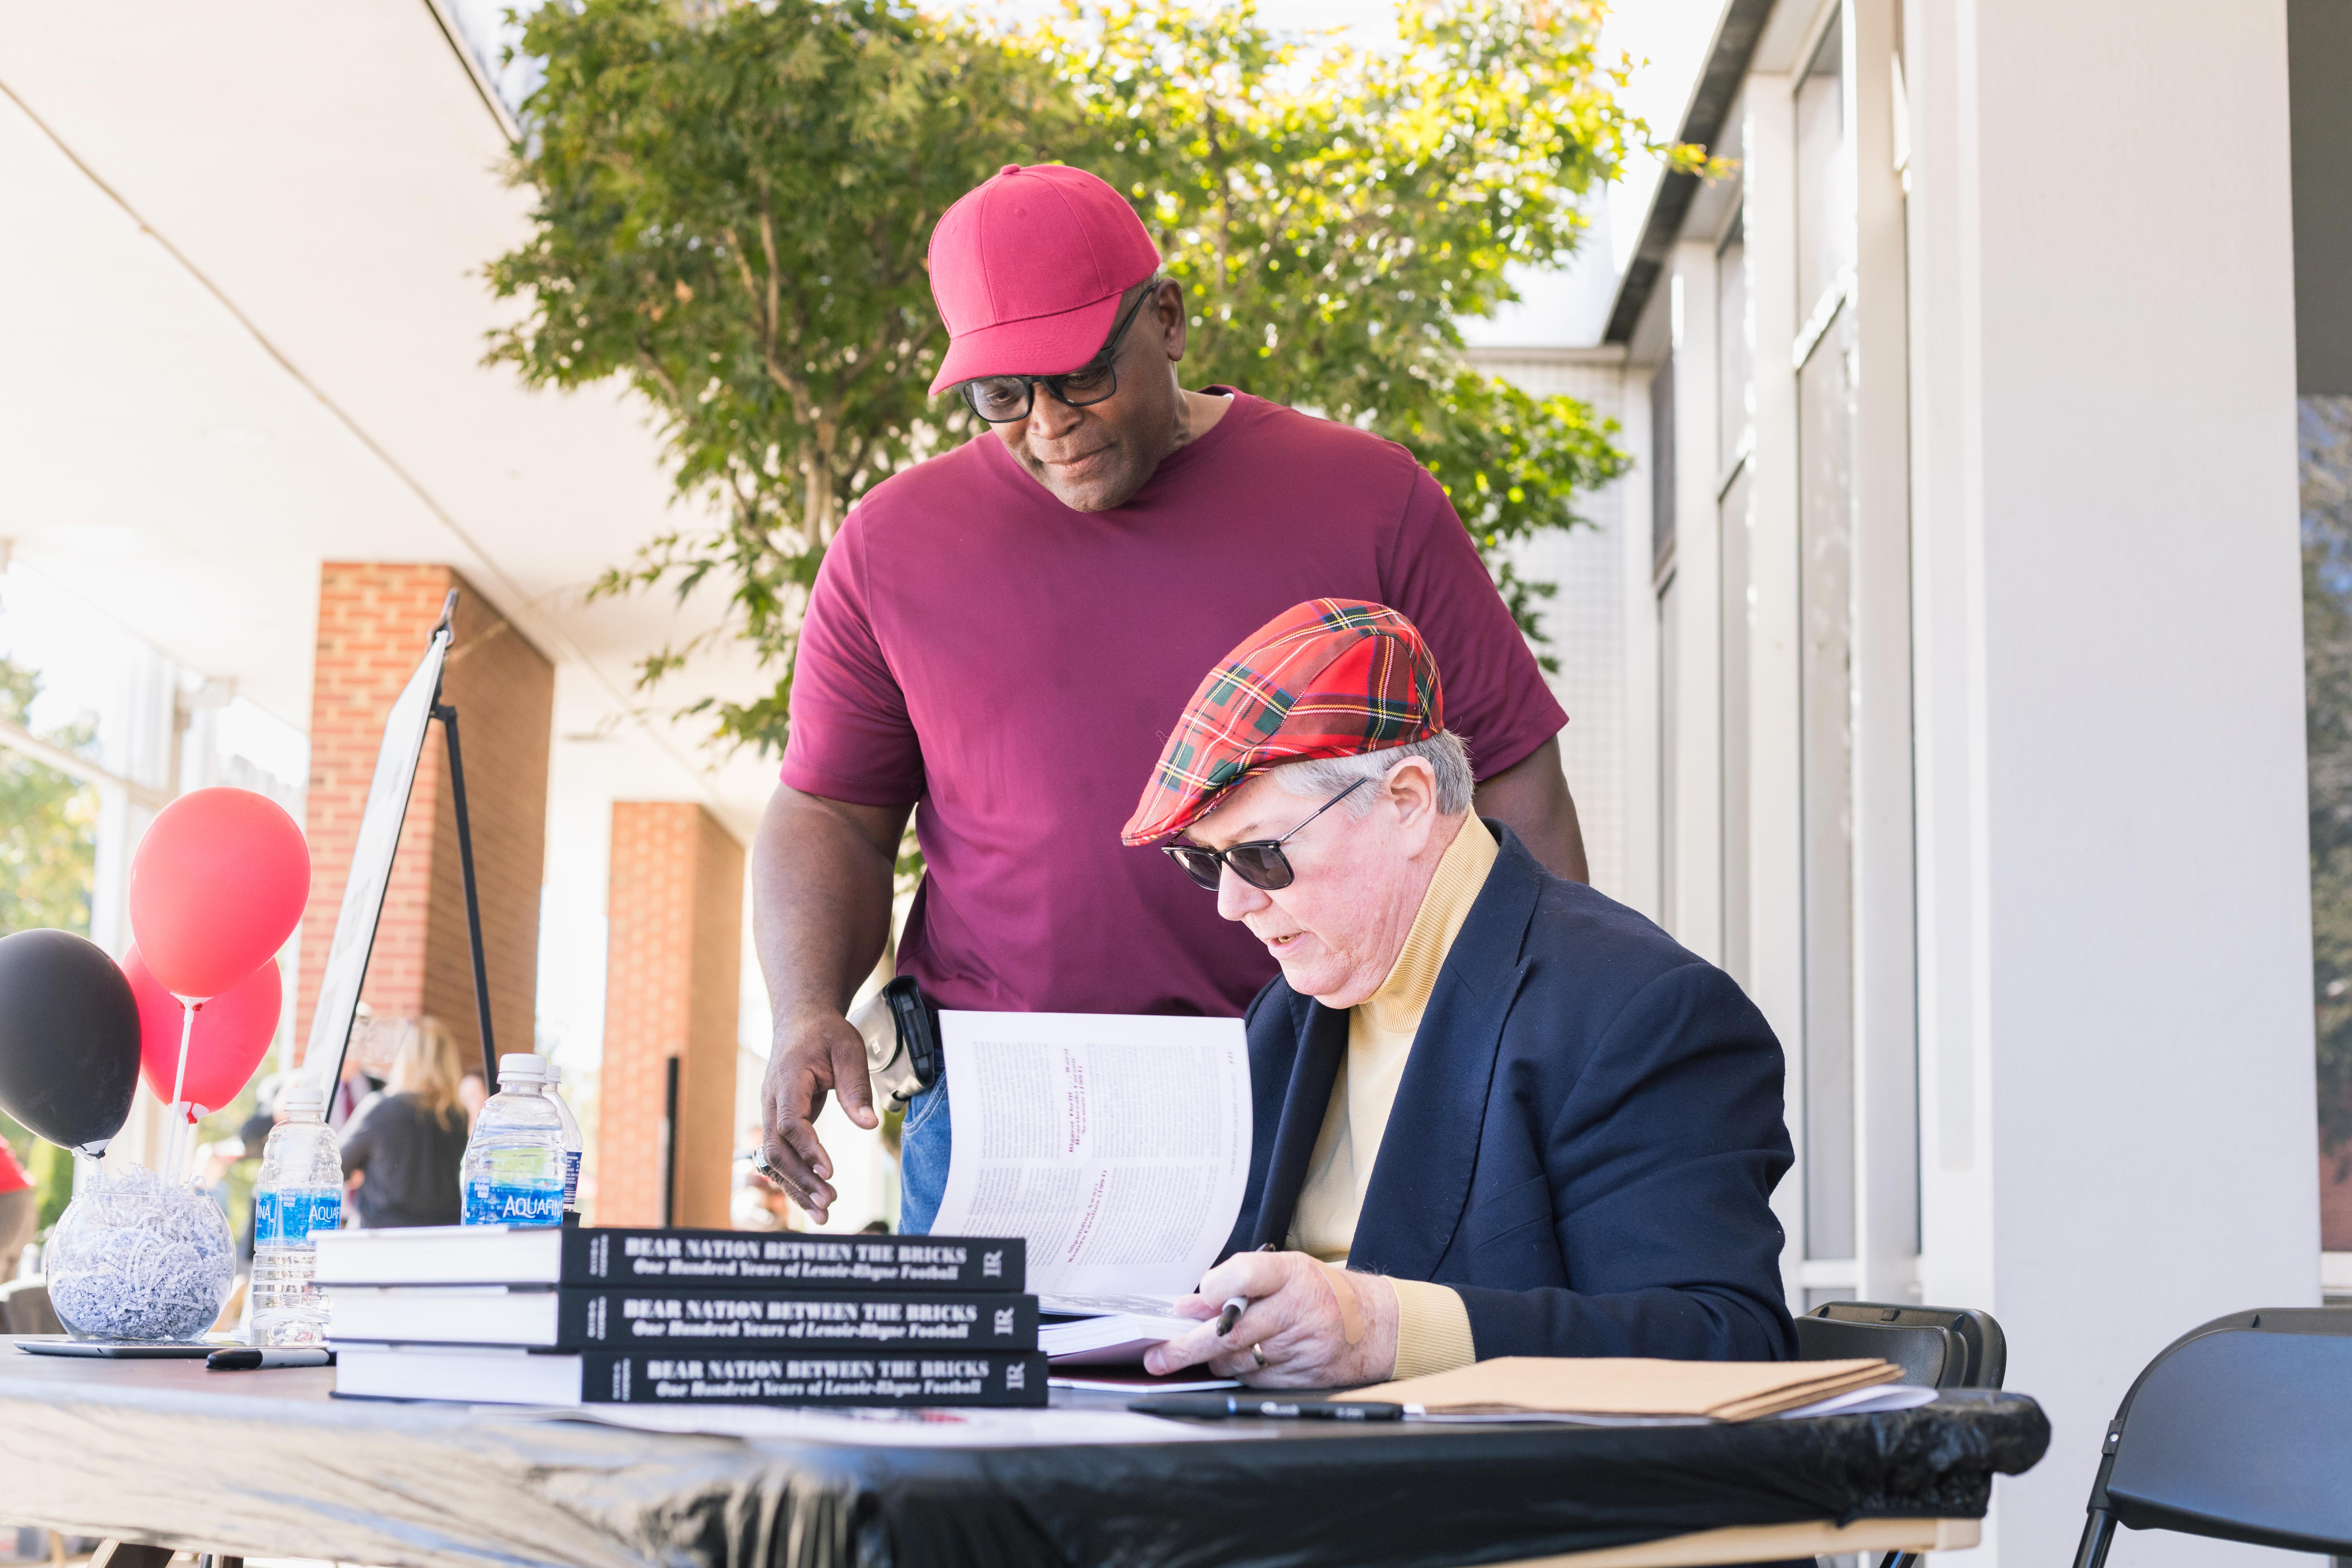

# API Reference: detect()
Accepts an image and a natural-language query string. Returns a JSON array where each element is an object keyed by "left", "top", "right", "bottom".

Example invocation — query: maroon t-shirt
[{"left": 780, "top": 390, "right": 1568, "bottom": 1018}]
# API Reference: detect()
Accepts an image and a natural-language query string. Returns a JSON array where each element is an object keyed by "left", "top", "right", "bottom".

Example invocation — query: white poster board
[{"left": 298, "top": 621, "right": 449, "bottom": 1095}]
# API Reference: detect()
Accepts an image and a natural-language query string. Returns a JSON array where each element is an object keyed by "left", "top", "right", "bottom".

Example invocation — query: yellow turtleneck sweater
[{"left": 1285, "top": 812, "right": 1496, "bottom": 1378}]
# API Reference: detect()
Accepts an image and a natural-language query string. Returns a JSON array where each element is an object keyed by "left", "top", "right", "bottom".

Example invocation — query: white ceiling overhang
[{"left": 0, "top": 0, "right": 782, "bottom": 838}]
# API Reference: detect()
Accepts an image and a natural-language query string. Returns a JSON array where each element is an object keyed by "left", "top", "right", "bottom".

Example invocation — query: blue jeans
[{"left": 897, "top": 1074, "right": 952, "bottom": 1236}]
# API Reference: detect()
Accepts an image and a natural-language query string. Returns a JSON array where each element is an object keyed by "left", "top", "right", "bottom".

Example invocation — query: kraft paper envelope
[{"left": 1342, "top": 1357, "right": 1900, "bottom": 1422}]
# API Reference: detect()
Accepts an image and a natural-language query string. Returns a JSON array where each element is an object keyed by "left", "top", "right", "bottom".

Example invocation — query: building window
[
  {"left": 1794, "top": 14, "right": 1850, "bottom": 335},
  {"left": 1794, "top": 11, "right": 1858, "bottom": 1268},
  {"left": 1717, "top": 217, "right": 1751, "bottom": 471},
  {"left": 0, "top": 560, "right": 307, "bottom": 1188},
  {"left": 1719, "top": 458, "right": 1754, "bottom": 990},
  {"left": 1659, "top": 569, "right": 1682, "bottom": 936},
  {"left": 1651, "top": 359, "right": 1678, "bottom": 575},
  {"left": 1717, "top": 216, "right": 1752, "bottom": 989},
  {"left": 1654, "top": 354, "right": 1682, "bottom": 933},
  {"left": 2304, "top": 393, "right": 2352, "bottom": 1256}
]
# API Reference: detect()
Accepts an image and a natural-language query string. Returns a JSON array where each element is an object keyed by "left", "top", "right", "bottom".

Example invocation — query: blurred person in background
[
  {"left": 458, "top": 1070, "right": 488, "bottom": 1123},
  {"left": 238, "top": 1073, "right": 285, "bottom": 1149},
  {"left": 331, "top": 1010, "right": 399, "bottom": 1130},
  {"left": 0, "top": 1141, "right": 32, "bottom": 1275},
  {"left": 233, "top": 1076, "right": 286, "bottom": 1266},
  {"left": 340, "top": 1018, "right": 471, "bottom": 1228},
  {"left": 330, "top": 1045, "right": 382, "bottom": 1130},
  {"left": 198, "top": 1137, "right": 244, "bottom": 1231},
  {"left": 734, "top": 1171, "right": 791, "bottom": 1231}
]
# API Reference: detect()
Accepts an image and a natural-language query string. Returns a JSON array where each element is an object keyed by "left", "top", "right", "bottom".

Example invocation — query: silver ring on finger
[{"left": 1251, "top": 1343, "right": 1268, "bottom": 1370}]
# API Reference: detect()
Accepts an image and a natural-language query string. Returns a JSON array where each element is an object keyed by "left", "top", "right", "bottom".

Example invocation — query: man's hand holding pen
[{"left": 1146, "top": 1249, "right": 1401, "bottom": 1387}]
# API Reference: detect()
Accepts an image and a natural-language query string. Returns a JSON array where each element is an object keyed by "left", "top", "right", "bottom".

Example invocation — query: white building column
[{"left": 1906, "top": 2, "right": 2316, "bottom": 1564}]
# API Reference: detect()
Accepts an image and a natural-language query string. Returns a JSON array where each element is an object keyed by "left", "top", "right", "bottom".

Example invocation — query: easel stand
[{"left": 430, "top": 697, "right": 499, "bottom": 1088}]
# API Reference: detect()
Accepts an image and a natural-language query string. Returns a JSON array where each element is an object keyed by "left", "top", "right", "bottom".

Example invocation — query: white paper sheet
[
  {"left": 1770, "top": 1383, "right": 1939, "bottom": 1419},
  {"left": 1398, "top": 1383, "right": 1941, "bottom": 1426},
  {"left": 929, "top": 1010, "right": 1250, "bottom": 1299}
]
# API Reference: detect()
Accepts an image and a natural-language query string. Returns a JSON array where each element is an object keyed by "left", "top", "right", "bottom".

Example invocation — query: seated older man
[{"left": 1120, "top": 600, "right": 1795, "bottom": 1388}]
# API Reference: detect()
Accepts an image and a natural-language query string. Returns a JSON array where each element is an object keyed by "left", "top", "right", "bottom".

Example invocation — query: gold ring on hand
[{"left": 1251, "top": 1344, "right": 1268, "bottom": 1369}]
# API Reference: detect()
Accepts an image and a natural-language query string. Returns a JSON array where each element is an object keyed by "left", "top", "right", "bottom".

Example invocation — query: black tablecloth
[{"left": 0, "top": 1340, "right": 2047, "bottom": 1568}]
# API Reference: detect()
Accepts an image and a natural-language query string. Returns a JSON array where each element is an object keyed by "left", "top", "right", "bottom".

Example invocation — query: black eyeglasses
[
  {"left": 957, "top": 287, "right": 1153, "bottom": 424},
  {"left": 1163, "top": 778, "right": 1370, "bottom": 892}
]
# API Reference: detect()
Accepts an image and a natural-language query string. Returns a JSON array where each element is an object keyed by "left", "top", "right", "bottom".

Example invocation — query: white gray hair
[{"left": 1270, "top": 731, "right": 1475, "bottom": 818}]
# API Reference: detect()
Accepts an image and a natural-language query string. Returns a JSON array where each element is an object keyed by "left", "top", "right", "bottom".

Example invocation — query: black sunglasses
[
  {"left": 957, "top": 287, "right": 1153, "bottom": 424},
  {"left": 1163, "top": 778, "right": 1370, "bottom": 892}
]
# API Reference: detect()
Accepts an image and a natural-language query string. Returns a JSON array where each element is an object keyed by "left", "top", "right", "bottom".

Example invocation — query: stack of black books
[{"left": 313, "top": 1224, "right": 1042, "bottom": 1408}]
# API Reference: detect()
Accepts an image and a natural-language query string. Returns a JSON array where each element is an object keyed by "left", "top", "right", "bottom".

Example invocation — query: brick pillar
[
  {"left": 598, "top": 803, "right": 744, "bottom": 1227},
  {"left": 298, "top": 564, "right": 554, "bottom": 1073}
]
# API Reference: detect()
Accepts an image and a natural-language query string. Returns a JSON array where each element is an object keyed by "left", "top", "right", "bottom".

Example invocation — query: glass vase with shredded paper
[{"left": 46, "top": 1161, "right": 233, "bottom": 1343}]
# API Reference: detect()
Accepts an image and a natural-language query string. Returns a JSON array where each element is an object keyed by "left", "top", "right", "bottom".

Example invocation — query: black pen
[
  {"left": 206, "top": 1347, "right": 335, "bottom": 1370},
  {"left": 1130, "top": 1393, "right": 1405, "bottom": 1421},
  {"left": 1213, "top": 1241, "right": 1280, "bottom": 1337}
]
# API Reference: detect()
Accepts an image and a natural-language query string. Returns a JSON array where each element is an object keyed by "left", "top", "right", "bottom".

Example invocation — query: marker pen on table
[{"left": 206, "top": 1347, "right": 334, "bottom": 1370}]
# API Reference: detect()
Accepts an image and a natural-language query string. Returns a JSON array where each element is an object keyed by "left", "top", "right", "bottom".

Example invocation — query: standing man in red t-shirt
[{"left": 757, "top": 163, "right": 1588, "bottom": 1230}]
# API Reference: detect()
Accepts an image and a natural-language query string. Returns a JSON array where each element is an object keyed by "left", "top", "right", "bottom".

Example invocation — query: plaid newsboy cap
[{"left": 1120, "top": 599, "right": 1446, "bottom": 846}]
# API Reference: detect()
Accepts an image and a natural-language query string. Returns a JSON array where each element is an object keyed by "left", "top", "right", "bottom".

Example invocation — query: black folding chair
[
  {"left": 1796, "top": 1301, "right": 2008, "bottom": 1568},
  {"left": 0, "top": 1277, "right": 61, "bottom": 1337},
  {"left": 1795, "top": 1301, "right": 2007, "bottom": 1392},
  {"left": 2072, "top": 1307, "right": 2352, "bottom": 1568}
]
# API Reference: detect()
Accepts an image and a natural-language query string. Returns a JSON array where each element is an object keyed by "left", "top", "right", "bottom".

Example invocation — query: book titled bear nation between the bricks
[
  {"left": 332, "top": 1344, "right": 1050, "bottom": 1408},
  {"left": 323, "top": 1284, "right": 1040, "bottom": 1351},
  {"left": 312, "top": 1224, "right": 1024, "bottom": 1291}
]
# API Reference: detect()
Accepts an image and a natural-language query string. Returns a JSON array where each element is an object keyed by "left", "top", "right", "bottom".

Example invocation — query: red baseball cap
[{"left": 926, "top": 163, "right": 1161, "bottom": 397}]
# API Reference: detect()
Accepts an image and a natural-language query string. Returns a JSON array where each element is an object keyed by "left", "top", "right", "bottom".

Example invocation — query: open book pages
[
  {"left": 1040, "top": 1292, "right": 1192, "bottom": 1317},
  {"left": 1340, "top": 1356, "right": 1902, "bottom": 1422},
  {"left": 928, "top": 1010, "right": 1251, "bottom": 1300},
  {"left": 1038, "top": 1294, "right": 1203, "bottom": 1365}
]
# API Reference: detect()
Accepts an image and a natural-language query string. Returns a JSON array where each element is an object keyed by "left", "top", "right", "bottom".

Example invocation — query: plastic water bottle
[
  {"left": 543, "top": 1063, "right": 585, "bottom": 1223},
  {"left": 459, "top": 1055, "right": 566, "bottom": 1227},
  {"left": 249, "top": 1083, "right": 343, "bottom": 1346}
]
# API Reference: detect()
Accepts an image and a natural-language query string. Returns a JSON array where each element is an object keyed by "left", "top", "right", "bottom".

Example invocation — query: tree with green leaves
[
  {"left": 1032, "top": 0, "right": 1650, "bottom": 663},
  {"left": 489, "top": 0, "right": 1076, "bottom": 745},
  {"left": 492, "top": 0, "right": 1671, "bottom": 750},
  {"left": 0, "top": 656, "right": 97, "bottom": 938}
]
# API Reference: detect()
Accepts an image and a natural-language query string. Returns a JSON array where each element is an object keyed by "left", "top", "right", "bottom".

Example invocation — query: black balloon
[{"left": 0, "top": 929, "right": 141, "bottom": 1153}]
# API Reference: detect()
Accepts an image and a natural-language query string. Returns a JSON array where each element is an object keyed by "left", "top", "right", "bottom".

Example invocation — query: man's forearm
[
  {"left": 750, "top": 786, "right": 912, "bottom": 1024},
  {"left": 752, "top": 785, "right": 912, "bottom": 1209},
  {"left": 1472, "top": 734, "right": 1589, "bottom": 882}
]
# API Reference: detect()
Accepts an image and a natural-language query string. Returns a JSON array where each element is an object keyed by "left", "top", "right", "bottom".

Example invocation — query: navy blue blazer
[{"left": 1229, "top": 824, "right": 1796, "bottom": 1362}]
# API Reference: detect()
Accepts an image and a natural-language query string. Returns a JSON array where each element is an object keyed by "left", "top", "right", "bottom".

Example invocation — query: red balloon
[
  {"left": 125, "top": 947, "right": 282, "bottom": 1116},
  {"left": 128, "top": 787, "right": 309, "bottom": 999}
]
